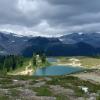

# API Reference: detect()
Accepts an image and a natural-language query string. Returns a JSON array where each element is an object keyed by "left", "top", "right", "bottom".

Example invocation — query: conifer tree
[
  {"left": 41, "top": 53, "right": 46, "bottom": 64},
  {"left": 32, "top": 54, "right": 37, "bottom": 66}
]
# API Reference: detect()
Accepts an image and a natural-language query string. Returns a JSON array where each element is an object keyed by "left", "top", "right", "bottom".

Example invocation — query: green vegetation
[
  {"left": 0, "top": 95, "right": 9, "bottom": 100},
  {"left": 96, "top": 96, "right": 100, "bottom": 100},
  {"left": 32, "top": 54, "right": 37, "bottom": 67},
  {"left": 79, "top": 57, "right": 100, "bottom": 68},
  {"left": 0, "top": 55, "right": 100, "bottom": 99},
  {"left": 10, "top": 89, "right": 21, "bottom": 97},
  {"left": 33, "top": 86, "right": 53, "bottom": 96},
  {"left": 56, "top": 95, "right": 68, "bottom": 100},
  {"left": 0, "top": 55, "right": 25, "bottom": 74},
  {"left": 0, "top": 78, "right": 12, "bottom": 84},
  {"left": 0, "top": 55, "right": 100, "bottom": 75},
  {"left": 32, "top": 53, "right": 50, "bottom": 69},
  {"left": 57, "top": 56, "right": 100, "bottom": 68},
  {"left": 0, "top": 75, "right": 99, "bottom": 99},
  {"left": 47, "top": 76, "right": 100, "bottom": 95},
  {"left": 0, "top": 53, "right": 50, "bottom": 75},
  {"left": 0, "top": 76, "right": 100, "bottom": 100}
]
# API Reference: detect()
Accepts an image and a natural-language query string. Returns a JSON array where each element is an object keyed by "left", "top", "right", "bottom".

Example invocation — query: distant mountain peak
[{"left": 0, "top": 31, "right": 100, "bottom": 56}]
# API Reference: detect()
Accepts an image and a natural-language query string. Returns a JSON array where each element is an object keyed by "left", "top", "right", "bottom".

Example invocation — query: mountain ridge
[{"left": 0, "top": 32, "right": 100, "bottom": 56}]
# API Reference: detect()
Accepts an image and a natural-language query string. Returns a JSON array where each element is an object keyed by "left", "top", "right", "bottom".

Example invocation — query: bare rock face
[
  {"left": 33, "top": 82, "right": 46, "bottom": 88},
  {"left": 49, "top": 85, "right": 75, "bottom": 95},
  {"left": 23, "top": 96, "right": 56, "bottom": 100}
]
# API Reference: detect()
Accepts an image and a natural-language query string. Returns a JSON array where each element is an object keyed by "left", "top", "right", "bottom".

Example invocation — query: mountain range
[{"left": 0, "top": 32, "right": 100, "bottom": 56}]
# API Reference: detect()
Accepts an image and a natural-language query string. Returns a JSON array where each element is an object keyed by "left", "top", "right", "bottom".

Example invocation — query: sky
[{"left": 0, "top": 0, "right": 100, "bottom": 37}]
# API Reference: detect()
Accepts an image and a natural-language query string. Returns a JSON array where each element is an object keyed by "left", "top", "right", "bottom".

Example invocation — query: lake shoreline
[{"left": 72, "top": 69, "right": 100, "bottom": 84}]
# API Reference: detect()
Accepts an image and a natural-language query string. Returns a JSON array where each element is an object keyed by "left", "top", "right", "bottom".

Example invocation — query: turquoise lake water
[{"left": 34, "top": 65, "right": 83, "bottom": 76}]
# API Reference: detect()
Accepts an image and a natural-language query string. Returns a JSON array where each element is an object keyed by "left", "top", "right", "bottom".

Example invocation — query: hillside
[{"left": 0, "top": 75, "right": 100, "bottom": 100}]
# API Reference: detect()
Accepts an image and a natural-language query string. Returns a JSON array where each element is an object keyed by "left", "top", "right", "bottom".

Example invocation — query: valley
[
  {"left": 1, "top": 0, "right": 100, "bottom": 99},
  {"left": 0, "top": 32, "right": 100, "bottom": 100},
  {"left": 6, "top": 56, "right": 100, "bottom": 86}
]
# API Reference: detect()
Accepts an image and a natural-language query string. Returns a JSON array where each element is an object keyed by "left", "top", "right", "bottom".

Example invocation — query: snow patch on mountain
[{"left": 78, "top": 32, "right": 84, "bottom": 35}]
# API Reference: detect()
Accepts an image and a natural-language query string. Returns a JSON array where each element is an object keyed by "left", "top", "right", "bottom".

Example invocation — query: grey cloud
[
  {"left": 0, "top": 0, "right": 41, "bottom": 27},
  {"left": 0, "top": 0, "right": 100, "bottom": 36}
]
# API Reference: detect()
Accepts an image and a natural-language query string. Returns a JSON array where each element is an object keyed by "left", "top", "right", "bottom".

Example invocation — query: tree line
[
  {"left": 32, "top": 53, "right": 47, "bottom": 68},
  {"left": 0, "top": 55, "right": 24, "bottom": 73},
  {"left": 0, "top": 53, "right": 48, "bottom": 74}
]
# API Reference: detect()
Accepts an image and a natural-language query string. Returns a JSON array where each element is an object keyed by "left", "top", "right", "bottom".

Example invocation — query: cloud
[{"left": 0, "top": 0, "right": 100, "bottom": 37}]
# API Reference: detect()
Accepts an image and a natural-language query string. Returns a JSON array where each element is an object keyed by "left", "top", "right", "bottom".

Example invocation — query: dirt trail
[{"left": 14, "top": 61, "right": 34, "bottom": 75}]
